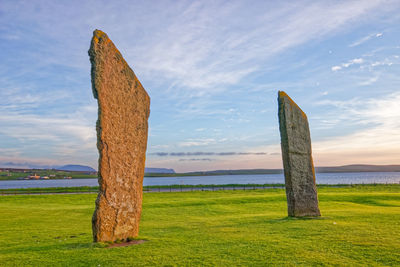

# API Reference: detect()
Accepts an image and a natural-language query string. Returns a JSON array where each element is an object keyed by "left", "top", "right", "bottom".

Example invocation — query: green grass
[{"left": 0, "top": 185, "right": 399, "bottom": 266}]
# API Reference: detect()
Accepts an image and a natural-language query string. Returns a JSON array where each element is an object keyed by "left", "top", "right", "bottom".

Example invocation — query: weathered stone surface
[
  {"left": 89, "top": 29, "right": 150, "bottom": 242},
  {"left": 278, "top": 91, "right": 320, "bottom": 217}
]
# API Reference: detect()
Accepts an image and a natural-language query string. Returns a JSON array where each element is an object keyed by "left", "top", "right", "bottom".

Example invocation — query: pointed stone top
[
  {"left": 278, "top": 91, "right": 307, "bottom": 119},
  {"left": 278, "top": 90, "right": 289, "bottom": 98},
  {"left": 88, "top": 29, "right": 145, "bottom": 100},
  {"left": 90, "top": 29, "right": 121, "bottom": 55},
  {"left": 93, "top": 29, "right": 108, "bottom": 39}
]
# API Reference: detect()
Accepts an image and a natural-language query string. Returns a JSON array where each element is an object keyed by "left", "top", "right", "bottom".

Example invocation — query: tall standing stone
[
  {"left": 278, "top": 91, "right": 320, "bottom": 217},
  {"left": 89, "top": 29, "right": 150, "bottom": 242}
]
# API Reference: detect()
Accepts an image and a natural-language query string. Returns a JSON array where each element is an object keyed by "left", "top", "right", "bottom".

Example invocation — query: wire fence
[
  {"left": 145, "top": 184, "right": 285, "bottom": 193},
  {"left": 1, "top": 182, "right": 398, "bottom": 195},
  {"left": 0, "top": 184, "right": 284, "bottom": 195}
]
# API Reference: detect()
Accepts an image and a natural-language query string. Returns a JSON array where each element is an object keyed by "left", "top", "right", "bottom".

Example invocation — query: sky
[{"left": 1, "top": 0, "right": 400, "bottom": 172}]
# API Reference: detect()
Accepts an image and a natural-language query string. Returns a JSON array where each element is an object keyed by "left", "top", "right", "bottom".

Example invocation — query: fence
[
  {"left": 1, "top": 182, "right": 398, "bottom": 195},
  {"left": 0, "top": 184, "right": 284, "bottom": 195}
]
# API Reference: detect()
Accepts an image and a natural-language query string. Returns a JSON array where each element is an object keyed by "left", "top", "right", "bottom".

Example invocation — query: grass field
[{"left": 0, "top": 185, "right": 399, "bottom": 266}]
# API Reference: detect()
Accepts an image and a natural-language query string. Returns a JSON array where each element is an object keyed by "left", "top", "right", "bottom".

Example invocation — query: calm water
[{"left": 1, "top": 172, "right": 400, "bottom": 189}]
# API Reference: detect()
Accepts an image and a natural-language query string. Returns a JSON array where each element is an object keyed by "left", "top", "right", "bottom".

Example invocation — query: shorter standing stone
[{"left": 278, "top": 91, "right": 321, "bottom": 217}]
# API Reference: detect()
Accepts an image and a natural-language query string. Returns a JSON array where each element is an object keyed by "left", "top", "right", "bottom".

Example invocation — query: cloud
[
  {"left": 331, "top": 58, "right": 364, "bottom": 71},
  {"left": 349, "top": 32, "right": 383, "bottom": 47},
  {"left": 312, "top": 92, "right": 400, "bottom": 165},
  {"left": 0, "top": 112, "right": 95, "bottom": 143},
  {"left": 179, "top": 158, "right": 215, "bottom": 161},
  {"left": 0, "top": 160, "right": 58, "bottom": 169},
  {"left": 146, "top": 144, "right": 282, "bottom": 172},
  {"left": 370, "top": 60, "right": 393, "bottom": 67},
  {"left": 149, "top": 152, "right": 268, "bottom": 157},
  {"left": 358, "top": 76, "right": 379, "bottom": 86},
  {"left": 346, "top": 58, "right": 364, "bottom": 66},
  {"left": 331, "top": 54, "right": 398, "bottom": 72},
  {"left": 1, "top": 0, "right": 392, "bottom": 95},
  {"left": 134, "top": 0, "right": 391, "bottom": 93},
  {"left": 151, "top": 145, "right": 170, "bottom": 149},
  {"left": 0, "top": 102, "right": 97, "bottom": 167},
  {"left": 361, "top": 57, "right": 396, "bottom": 69},
  {"left": 331, "top": 66, "right": 342, "bottom": 71},
  {"left": 269, "top": 152, "right": 281, "bottom": 156},
  {"left": 178, "top": 138, "right": 216, "bottom": 147}
]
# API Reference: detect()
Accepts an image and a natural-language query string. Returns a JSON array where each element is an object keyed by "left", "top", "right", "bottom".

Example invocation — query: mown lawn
[{"left": 0, "top": 185, "right": 399, "bottom": 266}]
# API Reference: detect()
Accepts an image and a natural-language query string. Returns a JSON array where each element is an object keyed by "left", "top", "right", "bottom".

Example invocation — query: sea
[{"left": 1, "top": 172, "right": 400, "bottom": 189}]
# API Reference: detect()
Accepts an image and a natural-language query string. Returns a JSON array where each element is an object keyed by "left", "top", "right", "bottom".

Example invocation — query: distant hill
[
  {"left": 316, "top": 164, "right": 400, "bottom": 173},
  {"left": 188, "top": 165, "right": 400, "bottom": 176},
  {"left": 146, "top": 165, "right": 400, "bottom": 177},
  {"left": 145, "top": 168, "right": 175, "bottom": 174},
  {"left": 57, "top": 165, "right": 96, "bottom": 172},
  {"left": 186, "top": 169, "right": 283, "bottom": 175}
]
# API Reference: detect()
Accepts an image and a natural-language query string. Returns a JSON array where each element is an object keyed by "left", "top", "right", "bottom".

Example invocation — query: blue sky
[{"left": 1, "top": 0, "right": 400, "bottom": 172}]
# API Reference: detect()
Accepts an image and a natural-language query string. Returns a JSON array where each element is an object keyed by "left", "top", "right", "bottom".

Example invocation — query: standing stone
[
  {"left": 89, "top": 29, "right": 150, "bottom": 242},
  {"left": 278, "top": 91, "right": 320, "bottom": 217}
]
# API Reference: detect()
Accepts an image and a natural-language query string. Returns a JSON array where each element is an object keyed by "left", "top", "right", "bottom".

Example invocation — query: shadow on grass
[
  {"left": 267, "top": 216, "right": 329, "bottom": 224},
  {"left": 0, "top": 241, "right": 100, "bottom": 254},
  {"left": 64, "top": 242, "right": 106, "bottom": 249},
  {"left": 321, "top": 195, "right": 400, "bottom": 207},
  {"left": 347, "top": 198, "right": 400, "bottom": 207}
]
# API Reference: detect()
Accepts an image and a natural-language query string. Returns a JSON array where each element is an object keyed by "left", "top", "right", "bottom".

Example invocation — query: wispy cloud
[
  {"left": 178, "top": 138, "right": 217, "bottom": 147},
  {"left": 349, "top": 32, "right": 383, "bottom": 47},
  {"left": 361, "top": 57, "right": 396, "bottom": 70},
  {"left": 0, "top": 103, "right": 97, "bottom": 167},
  {"left": 149, "top": 152, "right": 268, "bottom": 157},
  {"left": 358, "top": 75, "right": 379, "bottom": 86},
  {"left": 0, "top": 112, "right": 95, "bottom": 143},
  {"left": 331, "top": 58, "right": 364, "bottom": 71},
  {"left": 179, "top": 158, "right": 215, "bottom": 162},
  {"left": 1, "top": 0, "right": 390, "bottom": 94},
  {"left": 0, "top": 160, "right": 60, "bottom": 169},
  {"left": 130, "top": 0, "right": 392, "bottom": 94},
  {"left": 313, "top": 92, "right": 400, "bottom": 165}
]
